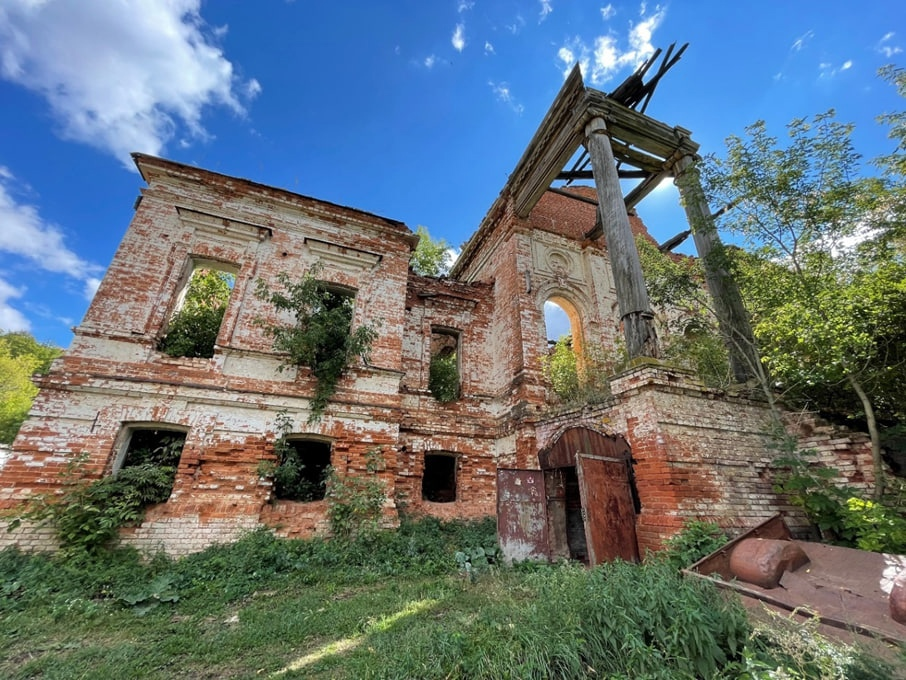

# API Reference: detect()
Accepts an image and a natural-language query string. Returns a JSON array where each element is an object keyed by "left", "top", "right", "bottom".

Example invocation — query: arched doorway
[{"left": 497, "top": 427, "right": 640, "bottom": 566}]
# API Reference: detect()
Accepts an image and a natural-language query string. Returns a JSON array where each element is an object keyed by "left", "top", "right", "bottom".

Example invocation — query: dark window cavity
[{"left": 422, "top": 453, "right": 457, "bottom": 503}]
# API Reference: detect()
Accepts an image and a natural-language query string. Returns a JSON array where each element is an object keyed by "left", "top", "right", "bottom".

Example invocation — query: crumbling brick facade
[{"left": 0, "top": 155, "right": 876, "bottom": 557}]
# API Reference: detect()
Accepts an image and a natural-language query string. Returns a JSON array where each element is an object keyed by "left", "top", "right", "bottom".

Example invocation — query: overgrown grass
[{"left": 0, "top": 517, "right": 899, "bottom": 679}]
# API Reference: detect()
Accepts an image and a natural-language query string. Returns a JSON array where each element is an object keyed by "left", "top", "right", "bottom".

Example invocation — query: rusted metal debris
[{"left": 685, "top": 514, "right": 906, "bottom": 645}]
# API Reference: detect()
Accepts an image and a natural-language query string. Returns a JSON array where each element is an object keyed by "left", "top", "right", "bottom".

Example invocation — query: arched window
[{"left": 544, "top": 295, "right": 584, "bottom": 356}]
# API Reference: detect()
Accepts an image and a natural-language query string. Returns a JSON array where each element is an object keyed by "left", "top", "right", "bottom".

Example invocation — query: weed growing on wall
[
  {"left": 326, "top": 448, "right": 387, "bottom": 538},
  {"left": 9, "top": 435, "right": 183, "bottom": 553},
  {"left": 254, "top": 267, "right": 377, "bottom": 422},
  {"left": 264, "top": 411, "right": 327, "bottom": 502},
  {"left": 428, "top": 352, "right": 459, "bottom": 402},
  {"left": 659, "top": 520, "right": 728, "bottom": 569},
  {"left": 772, "top": 434, "right": 906, "bottom": 552},
  {"left": 541, "top": 338, "right": 613, "bottom": 405}
]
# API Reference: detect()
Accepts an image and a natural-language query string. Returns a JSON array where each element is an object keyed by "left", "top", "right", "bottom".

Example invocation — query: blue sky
[{"left": 0, "top": 0, "right": 904, "bottom": 348}]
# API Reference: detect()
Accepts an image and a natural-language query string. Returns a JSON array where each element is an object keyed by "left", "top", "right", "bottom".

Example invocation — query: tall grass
[{"left": 0, "top": 517, "right": 898, "bottom": 679}]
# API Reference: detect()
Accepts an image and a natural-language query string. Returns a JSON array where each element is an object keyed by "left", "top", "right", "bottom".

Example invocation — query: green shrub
[
  {"left": 158, "top": 268, "right": 233, "bottom": 359},
  {"left": 255, "top": 268, "right": 378, "bottom": 422},
  {"left": 266, "top": 411, "right": 326, "bottom": 502},
  {"left": 326, "top": 449, "right": 387, "bottom": 538},
  {"left": 428, "top": 352, "right": 459, "bottom": 402},
  {"left": 659, "top": 519, "right": 728, "bottom": 568},
  {"left": 773, "top": 435, "right": 906, "bottom": 552},
  {"left": 11, "top": 436, "right": 182, "bottom": 553},
  {"left": 541, "top": 337, "right": 612, "bottom": 404}
]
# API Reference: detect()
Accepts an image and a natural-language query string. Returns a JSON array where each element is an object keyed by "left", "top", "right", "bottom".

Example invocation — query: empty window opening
[
  {"left": 159, "top": 263, "right": 236, "bottom": 358},
  {"left": 274, "top": 439, "right": 332, "bottom": 502},
  {"left": 117, "top": 427, "right": 187, "bottom": 506},
  {"left": 544, "top": 300, "right": 573, "bottom": 346},
  {"left": 429, "top": 329, "right": 460, "bottom": 403},
  {"left": 422, "top": 453, "right": 457, "bottom": 503}
]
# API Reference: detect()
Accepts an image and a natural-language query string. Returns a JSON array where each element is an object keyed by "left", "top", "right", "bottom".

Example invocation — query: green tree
[
  {"left": 410, "top": 225, "right": 451, "bottom": 276},
  {"left": 703, "top": 104, "right": 906, "bottom": 499},
  {"left": 636, "top": 237, "right": 733, "bottom": 389},
  {"left": 0, "top": 332, "right": 62, "bottom": 443},
  {"left": 158, "top": 268, "right": 233, "bottom": 358}
]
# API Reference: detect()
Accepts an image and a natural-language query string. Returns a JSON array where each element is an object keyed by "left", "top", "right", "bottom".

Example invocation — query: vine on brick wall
[{"left": 254, "top": 267, "right": 377, "bottom": 422}]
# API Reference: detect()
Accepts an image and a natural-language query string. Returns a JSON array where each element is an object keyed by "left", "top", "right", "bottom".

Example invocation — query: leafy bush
[
  {"left": 773, "top": 435, "right": 906, "bottom": 553},
  {"left": 255, "top": 268, "right": 378, "bottom": 422},
  {"left": 14, "top": 462, "right": 174, "bottom": 553},
  {"left": 326, "top": 449, "right": 387, "bottom": 538},
  {"left": 660, "top": 519, "right": 728, "bottom": 568},
  {"left": 265, "top": 411, "right": 326, "bottom": 502},
  {"left": 158, "top": 268, "right": 233, "bottom": 358},
  {"left": 541, "top": 337, "right": 612, "bottom": 404},
  {"left": 12, "top": 434, "right": 183, "bottom": 553},
  {"left": 742, "top": 608, "right": 896, "bottom": 679},
  {"left": 428, "top": 351, "right": 459, "bottom": 402}
]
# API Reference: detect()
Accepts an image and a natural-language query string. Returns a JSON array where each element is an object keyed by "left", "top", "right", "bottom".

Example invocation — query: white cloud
[
  {"left": 245, "top": 78, "right": 262, "bottom": 99},
  {"left": 877, "top": 32, "right": 903, "bottom": 58},
  {"left": 425, "top": 54, "right": 437, "bottom": 69},
  {"left": 539, "top": 1, "right": 553, "bottom": 22},
  {"left": 0, "top": 276, "right": 30, "bottom": 332},
  {"left": 0, "top": 0, "right": 258, "bottom": 168},
  {"left": 0, "top": 167, "right": 103, "bottom": 301},
  {"left": 507, "top": 15, "right": 526, "bottom": 34},
  {"left": 489, "top": 81, "right": 524, "bottom": 115},
  {"left": 791, "top": 30, "right": 814, "bottom": 52},
  {"left": 601, "top": 4, "right": 616, "bottom": 20},
  {"left": 457, "top": 0, "right": 474, "bottom": 12},
  {"left": 819, "top": 60, "right": 853, "bottom": 79},
  {"left": 557, "top": 4, "right": 664, "bottom": 85},
  {"left": 484, "top": 41, "right": 495, "bottom": 55},
  {"left": 452, "top": 23, "right": 466, "bottom": 52}
]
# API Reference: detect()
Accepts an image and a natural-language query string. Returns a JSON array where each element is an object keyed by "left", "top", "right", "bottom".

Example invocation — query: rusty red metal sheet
[
  {"left": 687, "top": 514, "right": 906, "bottom": 644},
  {"left": 497, "top": 468, "right": 549, "bottom": 563},
  {"left": 577, "top": 453, "right": 640, "bottom": 565},
  {"left": 539, "top": 427, "right": 631, "bottom": 469}
]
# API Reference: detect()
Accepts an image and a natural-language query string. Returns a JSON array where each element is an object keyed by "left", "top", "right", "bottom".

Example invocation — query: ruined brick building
[{"left": 0, "top": 66, "right": 876, "bottom": 561}]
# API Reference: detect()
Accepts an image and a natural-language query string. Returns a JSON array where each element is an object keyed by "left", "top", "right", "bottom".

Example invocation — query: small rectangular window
[
  {"left": 422, "top": 452, "right": 457, "bottom": 503},
  {"left": 116, "top": 427, "right": 187, "bottom": 506},
  {"left": 273, "top": 439, "right": 331, "bottom": 502},
  {"left": 429, "top": 329, "right": 460, "bottom": 402},
  {"left": 159, "top": 262, "right": 236, "bottom": 358}
]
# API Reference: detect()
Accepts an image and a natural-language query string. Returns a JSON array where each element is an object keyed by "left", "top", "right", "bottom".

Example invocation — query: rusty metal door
[
  {"left": 576, "top": 452, "right": 640, "bottom": 565},
  {"left": 497, "top": 468, "right": 549, "bottom": 563}
]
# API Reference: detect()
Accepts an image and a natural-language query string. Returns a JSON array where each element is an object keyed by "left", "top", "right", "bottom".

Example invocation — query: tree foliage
[
  {"left": 0, "top": 332, "right": 62, "bottom": 444},
  {"left": 410, "top": 225, "right": 452, "bottom": 277},
  {"left": 255, "top": 268, "right": 378, "bottom": 422},
  {"left": 428, "top": 351, "right": 460, "bottom": 402},
  {"left": 541, "top": 337, "right": 612, "bottom": 404},
  {"left": 635, "top": 238, "right": 733, "bottom": 389},
  {"left": 702, "top": 82, "right": 906, "bottom": 498},
  {"left": 158, "top": 268, "right": 233, "bottom": 359}
]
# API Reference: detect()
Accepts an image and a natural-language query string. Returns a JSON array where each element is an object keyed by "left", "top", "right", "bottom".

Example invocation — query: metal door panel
[
  {"left": 497, "top": 468, "right": 549, "bottom": 563},
  {"left": 576, "top": 453, "right": 640, "bottom": 565}
]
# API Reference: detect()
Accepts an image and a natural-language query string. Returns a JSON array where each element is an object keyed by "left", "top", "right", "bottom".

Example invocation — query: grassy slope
[{"left": 0, "top": 518, "right": 899, "bottom": 679}]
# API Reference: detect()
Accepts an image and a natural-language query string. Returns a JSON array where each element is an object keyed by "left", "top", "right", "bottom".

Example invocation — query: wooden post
[
  {"left": 585, "top": 118, "right": 660, "bottom": 359},
  {"left": 674, "top": 155, "right": 760, "bottom": 382}
]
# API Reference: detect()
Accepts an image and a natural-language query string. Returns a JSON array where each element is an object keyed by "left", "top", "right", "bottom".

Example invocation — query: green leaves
[
  {"left": 410, "top": 225, "right": 451, "bottom": 277},
  {"left": 0, "top": 332, "right": 61, "bottom": 443},
  {"left": 255, "top": 268, "right": 378, "bottom": 422},
  {"left": 158, "top": 268, "right": 233, "bottom": 359}
]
